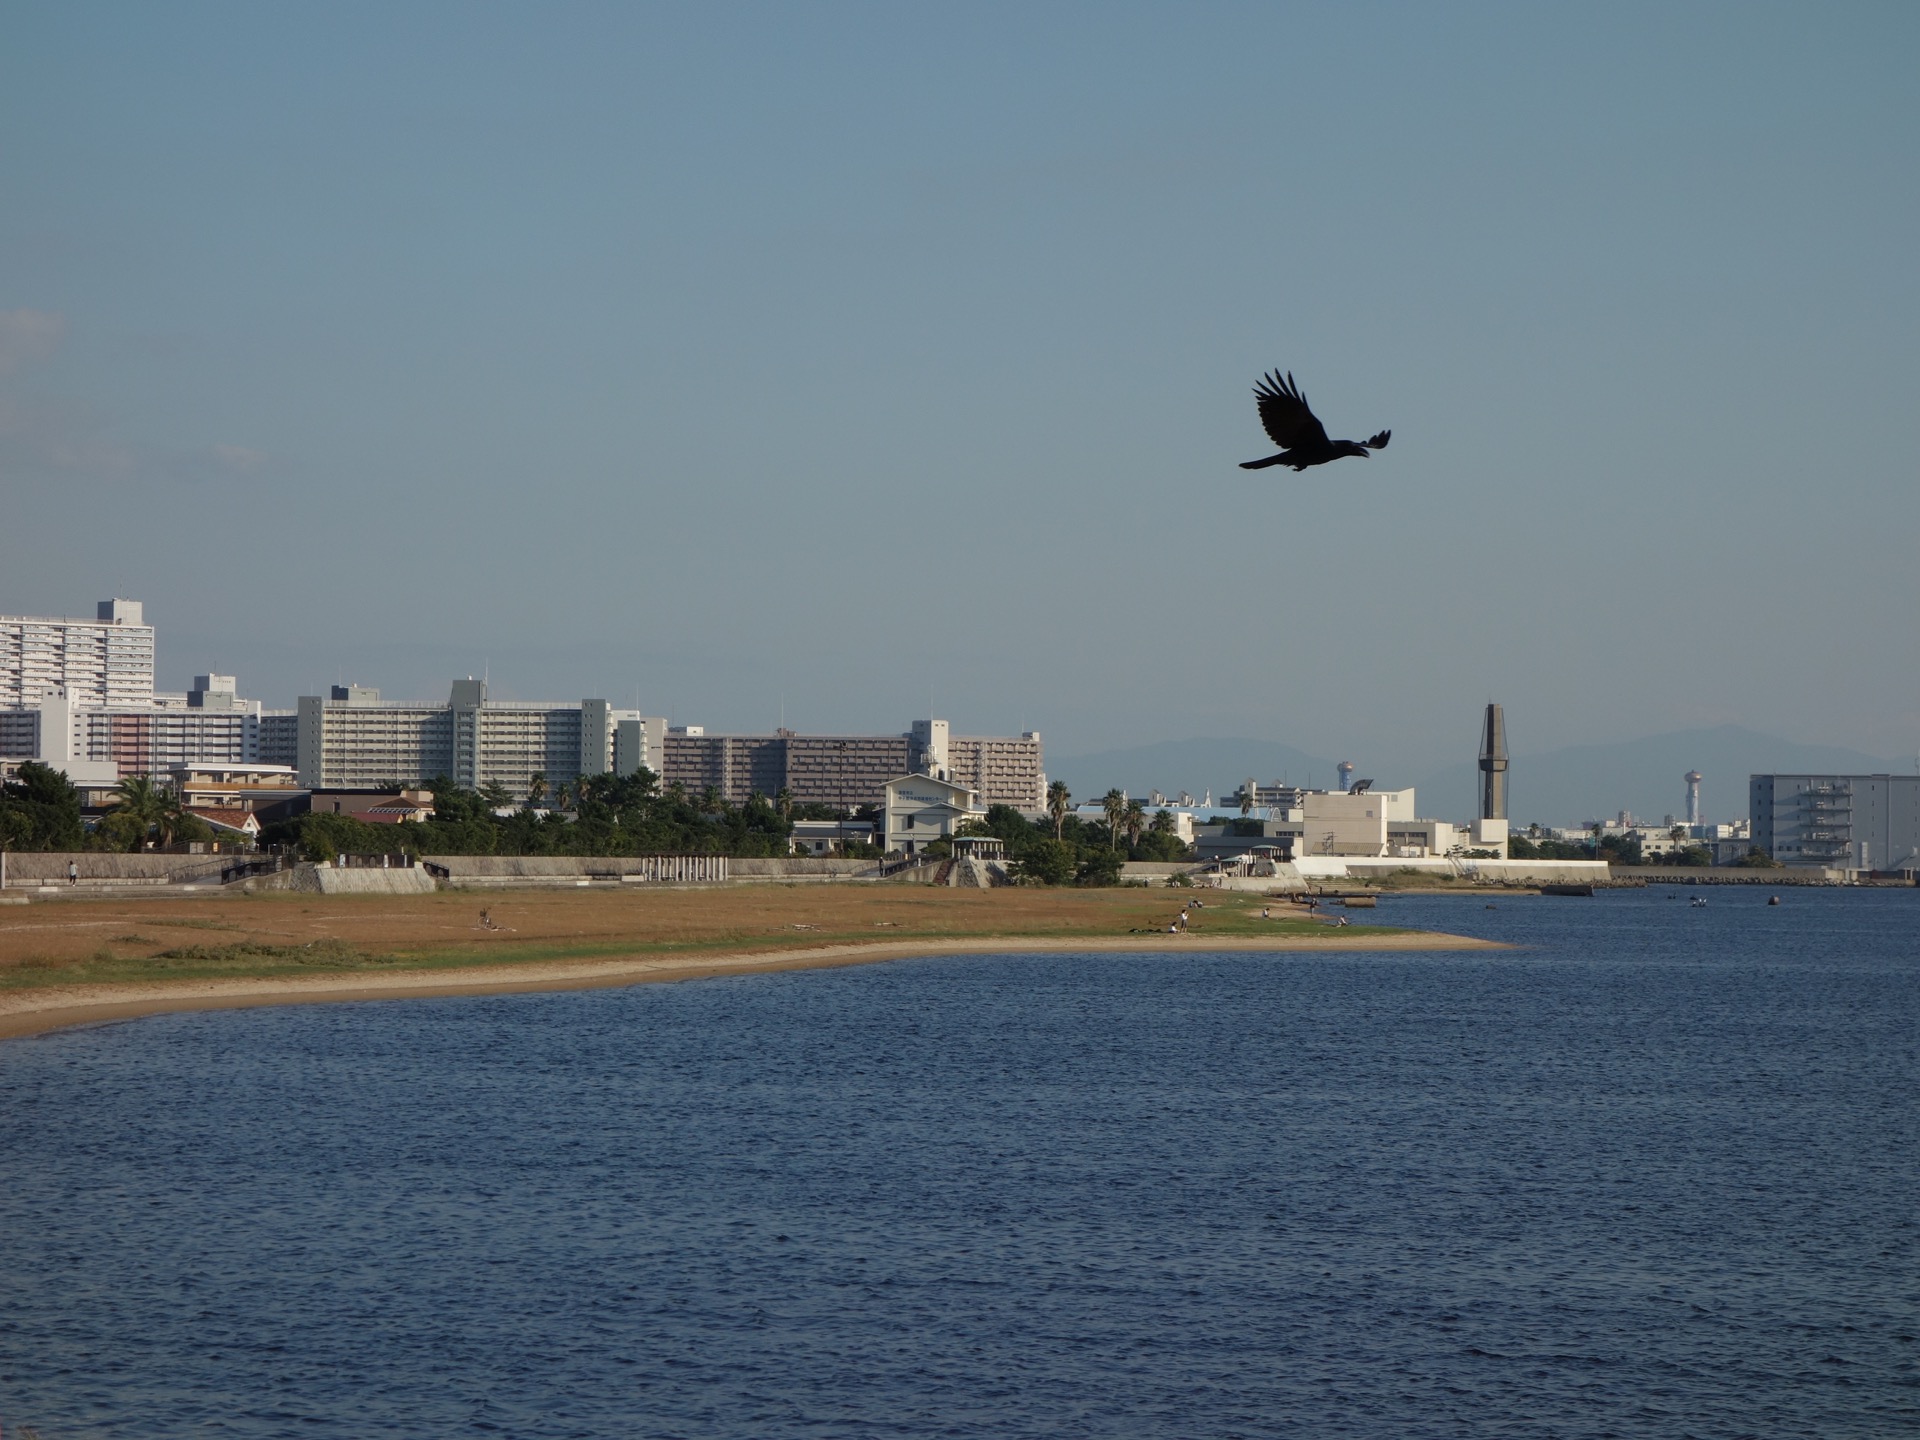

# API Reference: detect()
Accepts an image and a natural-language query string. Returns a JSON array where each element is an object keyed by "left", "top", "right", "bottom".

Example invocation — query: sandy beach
[
  {"left": 0, "top": 930, "right": 1495, "bottom": 1041},
  {"left": 0, "top": 886, "right": 1501, "bottom": 1042}
]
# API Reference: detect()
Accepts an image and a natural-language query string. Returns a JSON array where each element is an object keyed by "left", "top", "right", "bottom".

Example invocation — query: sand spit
[{"left": 0, "top": 931, "right": 1497, "bottom": 1042}]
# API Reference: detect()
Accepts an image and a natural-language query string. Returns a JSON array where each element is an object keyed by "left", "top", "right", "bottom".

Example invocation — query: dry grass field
[{"left": 0, "top": 883, "right": 1392, "bottom": 991}]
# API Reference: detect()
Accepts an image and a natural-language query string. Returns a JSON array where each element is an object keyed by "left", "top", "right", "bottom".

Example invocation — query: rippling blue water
[{"left": 2, "top": 888, "right": 1916, "bottom": 1437}]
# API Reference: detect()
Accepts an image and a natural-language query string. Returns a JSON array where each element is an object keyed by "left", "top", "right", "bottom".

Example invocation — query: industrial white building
[
  {"left": 1199, "top": 787, "right": 1503, "bottom": 861},
  {"left": 1752, "top": 773, "right": 1920, "bottom": 872}
]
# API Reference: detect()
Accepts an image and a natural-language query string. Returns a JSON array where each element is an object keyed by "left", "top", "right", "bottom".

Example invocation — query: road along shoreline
[{"left": 0, "top": 930, "right": 1499, "bottom": 1042}]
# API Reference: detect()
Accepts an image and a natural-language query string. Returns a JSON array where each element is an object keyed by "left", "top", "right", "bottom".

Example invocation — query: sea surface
[{"left": 1, "top": 888, "right": 1915, "bottom": 1438}]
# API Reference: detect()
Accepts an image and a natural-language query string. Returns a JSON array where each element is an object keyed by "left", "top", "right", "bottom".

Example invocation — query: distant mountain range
[{"left": 1047, "top": 726, "right": 1905, "bottom": 827}]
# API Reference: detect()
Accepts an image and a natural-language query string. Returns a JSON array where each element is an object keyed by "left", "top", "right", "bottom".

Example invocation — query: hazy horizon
[{"left": 4, "top": 3, "right": 1915, "bottom": 775}]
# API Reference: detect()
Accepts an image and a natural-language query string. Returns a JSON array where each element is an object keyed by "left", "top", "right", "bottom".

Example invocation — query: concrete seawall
[
  {"left": 0, "top": 853, "right": 233, "bottom": 886},
  {"left": 1611, "top": 865, "right": 1862, "bottom": 886}
]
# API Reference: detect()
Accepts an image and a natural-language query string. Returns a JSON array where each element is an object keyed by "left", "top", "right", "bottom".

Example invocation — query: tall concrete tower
[
  {"left": 1337, "top": 760, "right": 1355, "bottom": 793},
  {"left": 1685, "top": 771, "right": 1702, "bottom": 827},
  {"left": 1478, "top": 703, "right": 1508, "bottom": 820}
]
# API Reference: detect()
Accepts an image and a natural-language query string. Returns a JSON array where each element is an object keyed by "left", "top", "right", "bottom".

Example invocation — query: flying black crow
[{"left": 1240, "top": 371, "right": 1390, "bottom": 471}]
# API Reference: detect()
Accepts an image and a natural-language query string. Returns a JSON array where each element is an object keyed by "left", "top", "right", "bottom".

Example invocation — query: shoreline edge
[{"left": 0, "top": 931, "right": 1500, "bottom": 1042}]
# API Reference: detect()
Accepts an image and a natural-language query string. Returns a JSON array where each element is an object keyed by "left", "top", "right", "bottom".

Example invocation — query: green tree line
[
  {"left": 0, "top": 763, "right": 215, "bottom": 852},
  {"left": 932, "top": 784, "right": 1194, "bottom": 886},
  {"left": 261, "top": 770, "right": 796, "bottom": 861}
]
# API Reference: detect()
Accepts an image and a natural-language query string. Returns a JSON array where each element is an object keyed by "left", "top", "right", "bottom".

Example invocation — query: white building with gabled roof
[{"left": 883, "top": 771, "right": 986, "bottom": 857}]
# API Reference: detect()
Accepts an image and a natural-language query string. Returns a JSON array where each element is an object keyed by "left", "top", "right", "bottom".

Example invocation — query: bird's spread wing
[{"left": 1253, "top": 371, "right": 1329, "bottom": 451}]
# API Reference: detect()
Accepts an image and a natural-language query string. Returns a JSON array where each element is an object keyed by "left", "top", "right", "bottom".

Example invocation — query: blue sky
[{"left": 2, "top": 1, "right": 1914, "bottom": 773}]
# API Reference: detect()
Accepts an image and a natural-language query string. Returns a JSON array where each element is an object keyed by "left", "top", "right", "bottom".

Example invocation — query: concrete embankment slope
[{"left": 289, "top": 865, "right": 436, "bottom": 895}]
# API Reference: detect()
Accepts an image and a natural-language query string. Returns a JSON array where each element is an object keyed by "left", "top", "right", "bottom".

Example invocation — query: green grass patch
[
  {"left": 2, "top": 939, "right": 405, "bottom": 988},
  {"left": 148, "top": 938, "right": 401, "bottom": 970}
]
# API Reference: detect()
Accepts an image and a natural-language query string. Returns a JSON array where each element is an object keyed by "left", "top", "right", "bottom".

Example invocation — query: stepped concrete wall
[
  {"left": 1120, "top": 862, "right": 1206, "bottom": 884},
  {"left": 1612, "top": 865, "right": 1849, "bottom": 885},
  {"left": 422, "top": 854, "right": 730, "bottom": 886},
  {"left": 727, "top": 858, "right": 876, "bottom": 880},
  {"left": 421, "top": 855, "right": 877, "bottom": 886}
]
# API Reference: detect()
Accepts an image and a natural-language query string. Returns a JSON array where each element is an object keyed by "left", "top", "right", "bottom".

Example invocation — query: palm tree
[
  {"left": 776, "top": 786, "right": 794, "bottom": 823},
  {"left": 1046, "top": 780, "right": 1071, "bottom": 841},
  {"left": 526, "top": 772, "right": 548, "bottom": 809},
  {"left": 112, "top": 775, "right": 163, "bottom": 845},
  {"left": 1101, "top": 789, "right": 1127, "bottom": 851},
  {"left": 155, "top": 791, "right": 189, "bottom": 849},
  {"left": 1123, "top": 798, "right": 1146, "bottom": 850},
  {"left": 1149, "top": 808, "right": 1175, "bottom": 837}
]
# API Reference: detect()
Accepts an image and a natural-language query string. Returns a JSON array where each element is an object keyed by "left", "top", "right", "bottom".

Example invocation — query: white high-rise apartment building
[
  {"left": 293, "top": 680, "right": 653, "bottom": 797},
  {"left": 0, "top": 600, "right": 298, "bottom": 781},
  {"left": 0, "top": 599, "right": 156, "bottom": 709}
]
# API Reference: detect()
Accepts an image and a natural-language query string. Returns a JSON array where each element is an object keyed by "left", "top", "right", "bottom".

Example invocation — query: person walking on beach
[{"left": 68, "top": 860, "right": 78, "bottom": 886}]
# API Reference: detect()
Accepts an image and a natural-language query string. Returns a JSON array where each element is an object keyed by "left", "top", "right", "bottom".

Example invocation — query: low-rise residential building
[
  {"left": 305, "top": 789, "right": 436, "bottom": 822},
  {"left": 790, "top": 819, "right": 878, "bottom": 855},
  {"left": 183, "top": 806, "right": 261, "bottom": 840},
  {"left": 360, "top": 795, "right": 436, "bottom": 825},
  {"left": 170, "top": 762, "right": 302, "bottom": 813}
]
